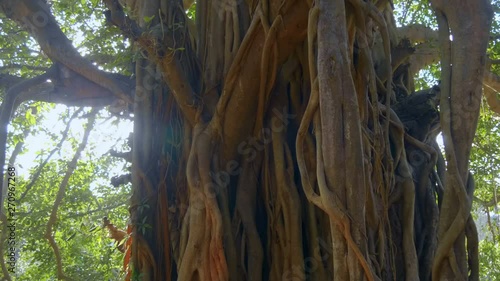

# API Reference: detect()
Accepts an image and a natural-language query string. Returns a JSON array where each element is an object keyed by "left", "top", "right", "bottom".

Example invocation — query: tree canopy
[{"left": 0, "top": 0, "right": 499, "bottom": 280}]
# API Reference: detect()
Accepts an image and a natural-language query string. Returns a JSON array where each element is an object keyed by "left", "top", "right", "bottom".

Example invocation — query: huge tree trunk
[
  {"left": 0, "top": 0, "right": 493, "bottom": 280},
  {"left": 115, "top": 0, "right": 490, "bottom": 279}
]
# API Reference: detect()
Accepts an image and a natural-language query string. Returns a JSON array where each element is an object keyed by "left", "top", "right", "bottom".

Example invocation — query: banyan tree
[{"left": 0, "top": 0, "right": 498, "bottom": 280}]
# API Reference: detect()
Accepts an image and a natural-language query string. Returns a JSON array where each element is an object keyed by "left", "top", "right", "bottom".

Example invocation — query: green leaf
[
  {"left": 25, "top": 110, "right": 36, "bottom": 125},
  {"left": 143, "top": 15, "right": 155, "bottom": 24}
]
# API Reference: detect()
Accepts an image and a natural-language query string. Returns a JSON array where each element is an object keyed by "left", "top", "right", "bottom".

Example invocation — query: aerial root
[
  {"left": 465, "top": 216, "right": 479, "bottom": 281},
  {"left": 234, "top": 158, "right": 264, "bottom": 281},
  {"left": 314, "top": 123, "right": 376, "bottom": 281},
  {"left": 255, "top": 16, "right": 282, "bottom": 135},
  {"left": 178, "top": 124, "right": 228, "bottom": 281},
  {"left": 297, "top": 91, "right": 375, "bottom": 281}
]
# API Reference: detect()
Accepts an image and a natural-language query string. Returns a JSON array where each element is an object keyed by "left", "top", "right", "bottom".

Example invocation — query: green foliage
[
  {"left": 413, "top": 64, "right": 440, "bottom": 91},
  {"left": 186, "top": 2, "right": 197, "bottom": 20},
  {"left": 5, "top": 170, "right": 122, "bottom": 280},
  {"left": 143, "top": 15, "right": 156, "bottom": 24},
  {"left": 479, "top": 239, "right": 500, "bottom": 280},
  {"left": 470, "top": 105, "right": 500, "bottom": 281},
  {"left": 8, "top": 119, "right": 130, "bottom": 280},
  {"left": 394, "top": 0, "right": 437, "bottom": 28},
  {"left": 0, "top": 105, "right": 130, "bottom": 280}
]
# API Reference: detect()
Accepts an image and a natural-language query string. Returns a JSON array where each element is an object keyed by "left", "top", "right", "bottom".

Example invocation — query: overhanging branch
[
  {"left": 399, "top": 25, "right": 500, "bottom": 115},
  {"left": 0, "top": 0, "right": 133, "bottom": 104},
  {"left": 2, "top": 71, "right": 124, "bottom": 108},
  {"left": 398, "top": 24, "right": 439, "bottom": 43}
]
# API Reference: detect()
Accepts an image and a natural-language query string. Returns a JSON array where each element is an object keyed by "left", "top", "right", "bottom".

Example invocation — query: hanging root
[
  {"left": 234, "top": 160, "right": 264, "bottom": 281},
  {"left": 465, "top": 216, "right": 479, "bottom": 281},
  {"left": 314, "top": 115, "right": 375, "bottom": 281},
  {"left": 178, "top": 124, "right": 228, "bottom": 281},
  {"left": 255, "top": 16, "right": 282, "bottom": 135}
]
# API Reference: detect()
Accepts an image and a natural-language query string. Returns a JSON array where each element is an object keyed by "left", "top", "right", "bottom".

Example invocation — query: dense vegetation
[{"left": 0, "top": 0, "right": 499, "bottom": 280}]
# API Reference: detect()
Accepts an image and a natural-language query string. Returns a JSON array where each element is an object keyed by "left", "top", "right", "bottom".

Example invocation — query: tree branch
[
  {"left": 409, "top": 42, "right": 441, "bottom": 74},
  {"left": 0, "top": 73, "right": 24, "bottom": 90},
  {"left": 398, "top": 24, "right": 439, "bottom": 43},
  {"left": 473, "top": 195, "right": 500, "bottom": 208},
  {"left": 2, "top": 71, "right": 133, "bottom": 108},
  {"left": 399, "top": 24, "right": 500, "bottom": 116},
  {"left": 0, "top": 67, "right": 56, "bottom": 213},
  {"left": 0, "top": 0, "right": 133, "bottom": 104},
  {"left": 18, "top": 108, "right": 82, "bottom": 202},
  {"left": 0, "top": 63, "right": 49, "bottom": 72},
  {"left": 44, "top": 109, "right": 97, "bottom": 281}
]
